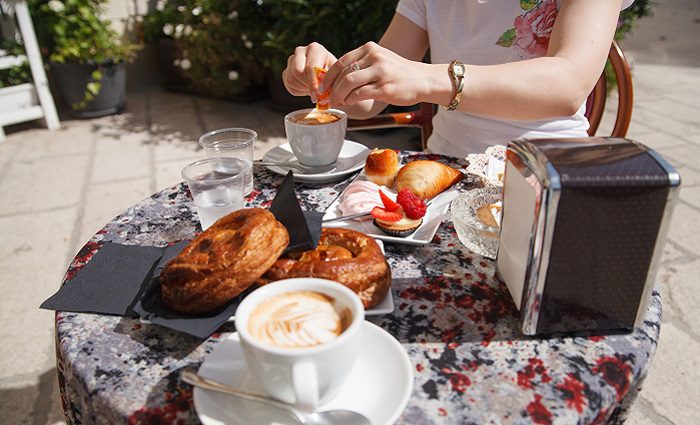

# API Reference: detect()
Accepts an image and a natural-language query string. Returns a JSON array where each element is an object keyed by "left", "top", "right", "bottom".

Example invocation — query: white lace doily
[{"left": 465, "top": 145, "right": 506, "bottom": 187}]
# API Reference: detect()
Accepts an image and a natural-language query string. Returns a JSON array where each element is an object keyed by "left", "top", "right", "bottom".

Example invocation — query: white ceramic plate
[
  {"left": 261, "top": 140, "right": 370, "bottom": 184},
  {"left": 323, "top": 173, "right": 461, "bottom": 245},
  {"left": 194, "top": 322, "right": 413, "bottom": 425}
]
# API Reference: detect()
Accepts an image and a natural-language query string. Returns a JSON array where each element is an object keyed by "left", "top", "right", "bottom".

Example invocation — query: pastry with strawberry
[{"left": 371, "top": 189, "right": 428, "bottom": 237}]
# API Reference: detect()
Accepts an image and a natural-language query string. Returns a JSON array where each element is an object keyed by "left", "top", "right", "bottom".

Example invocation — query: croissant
[
  {"left": 160, "top": 208, "right": 289, "bottom": 315},
  {"left": 395, "top": 160, "right": 463, "bottom": 199}
]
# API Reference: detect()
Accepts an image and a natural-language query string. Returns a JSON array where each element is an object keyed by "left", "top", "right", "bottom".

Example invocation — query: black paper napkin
[
  {"left": 270, "top": 171, "right": 322, "bottom": 253},
  {"left": 40, "top": 243, "right": 164, "bottom": 317},
  {"left": 40, "top": 172, "right": 323, "bottom": 339}
]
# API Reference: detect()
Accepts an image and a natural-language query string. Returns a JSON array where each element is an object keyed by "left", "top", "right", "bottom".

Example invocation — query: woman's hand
[
  {"left": 321, "top": 41, "right": 438, "bottom": 107},
  {"left": 281, "top": 42, "right": 337, "bottom": 104}
]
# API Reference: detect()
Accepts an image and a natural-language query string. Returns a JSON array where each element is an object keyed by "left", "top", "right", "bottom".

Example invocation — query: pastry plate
[
  {"left": 323, "top": 173, "right": 461, "bottom": 245},
  {"left": 261, "top": 140, "right": 370, "bottom": 184},
  {"left": 194, "top": 321, "right": 413, "bottom": 425}
]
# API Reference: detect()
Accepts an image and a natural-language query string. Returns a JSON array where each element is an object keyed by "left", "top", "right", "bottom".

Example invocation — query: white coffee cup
[
  {"left": 235, "top": 278, "right": 364, "bottom": 410},
  {"left": 284, "top": 108, "right": 347, "bottom": 167}
]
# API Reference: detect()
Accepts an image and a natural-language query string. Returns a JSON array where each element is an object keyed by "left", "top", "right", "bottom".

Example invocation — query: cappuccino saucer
[
  {"left": 193, "top": 322, "right": 413, "bottom": 425},
  {"left": 261, "top": 140, "right": 370, "bottom": 184}
]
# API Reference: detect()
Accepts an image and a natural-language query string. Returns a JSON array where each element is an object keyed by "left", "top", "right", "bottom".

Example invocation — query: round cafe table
[{"left": 54, "top": 151, "right": 661, "bottom": 424}]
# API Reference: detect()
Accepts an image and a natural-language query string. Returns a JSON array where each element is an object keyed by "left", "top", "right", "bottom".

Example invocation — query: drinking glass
[
  {"left": 182, "top": 157, "right": 248, "bottom": 230},
  {"left": 199, "top": 128, "right": 256, "bottom": 195}
]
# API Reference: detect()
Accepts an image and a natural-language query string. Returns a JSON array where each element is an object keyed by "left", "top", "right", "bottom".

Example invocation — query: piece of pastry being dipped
[{"left": 364, "top": 149, "right": 399, "bottom": 187}]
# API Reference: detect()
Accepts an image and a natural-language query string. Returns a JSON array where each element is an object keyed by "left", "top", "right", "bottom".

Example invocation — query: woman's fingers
[
  {"left": 282, "top": 68, "right": 309, "bottom": 96},
  {"left": 322, "top": 42, "right": 376, "bottom": 92},
  {"left": 330, "top": 64, "right": 377, "bottom": 106},
  {"left": 282, "top": 43, "right": 336, "bottom": 100}
]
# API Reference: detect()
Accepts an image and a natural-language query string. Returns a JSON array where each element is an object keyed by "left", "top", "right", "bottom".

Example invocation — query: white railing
[{"left": 0, "top": 1, "right": 59, "bottom": 141}]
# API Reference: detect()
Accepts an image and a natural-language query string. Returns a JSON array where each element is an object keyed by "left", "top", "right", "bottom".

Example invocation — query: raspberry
[
  {"left": 379, "top": 189, "right": 401, "bottom": 212},
  {"left": 370, "top": 206, "right": 402, "bottom": 223},
  {"left": 396, "top": 189, "right": 427, "bottom": 219}
]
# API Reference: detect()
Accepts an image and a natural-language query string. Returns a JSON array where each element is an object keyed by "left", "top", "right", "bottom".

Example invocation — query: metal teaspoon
[{"left": 182, "top": 370, "right": 371, "bottom": 425}]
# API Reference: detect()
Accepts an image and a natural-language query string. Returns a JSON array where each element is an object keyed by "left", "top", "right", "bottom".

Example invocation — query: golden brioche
[
  {"left": 160, "top": 208, "right": 289, "bottom": 315},
  {"left": 364, "top": 149, "right": 399, "bottom": 187}
]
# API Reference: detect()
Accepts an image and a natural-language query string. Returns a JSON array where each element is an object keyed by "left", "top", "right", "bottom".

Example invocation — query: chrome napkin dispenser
[{"left": 496, "top": 138, "right": 680, "bottom": 335}]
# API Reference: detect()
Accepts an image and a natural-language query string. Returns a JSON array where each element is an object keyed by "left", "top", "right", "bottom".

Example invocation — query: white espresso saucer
[
  {"left": 261, "top": 140, "right": 370, "bottom": 184},
  {"left": 194, "top": 322, "right": 413, "bottom": 425}
]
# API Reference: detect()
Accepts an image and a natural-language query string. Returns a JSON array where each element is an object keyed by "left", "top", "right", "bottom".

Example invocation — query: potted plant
[
  {"left": 142, "top": 0, "right": 270, "bottom": 101},
  {"left": 27, "top": 0, "right": 141, "bottom": 118}
]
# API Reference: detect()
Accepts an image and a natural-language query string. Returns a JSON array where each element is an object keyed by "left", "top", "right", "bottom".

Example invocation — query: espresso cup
[
  {"left": 235, "top": 278, "right": 364, "bottom": 410},
  {"left": 284, "top": 108, "right": 347, "bottom": 167}
]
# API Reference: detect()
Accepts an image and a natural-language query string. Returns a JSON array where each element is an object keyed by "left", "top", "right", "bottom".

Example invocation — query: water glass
[
  {"left": 199, "top": 128, "right": 256, "bottom": 195},
  {"left": 182, "top": 157, "right": 248, "bottom": 230}
]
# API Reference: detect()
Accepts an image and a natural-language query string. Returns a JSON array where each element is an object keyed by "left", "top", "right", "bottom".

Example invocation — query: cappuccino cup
[
  {"left": 235, "top": 278, "right": 364, "bottom": 410},
  {"left": 284, "top": 109, "right": 347, "bottom": 167}
]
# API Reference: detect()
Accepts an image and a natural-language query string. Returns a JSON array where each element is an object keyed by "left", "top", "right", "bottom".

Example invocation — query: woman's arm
[{"left": 329, "top": 0, "right": 624, "bottom": 121}]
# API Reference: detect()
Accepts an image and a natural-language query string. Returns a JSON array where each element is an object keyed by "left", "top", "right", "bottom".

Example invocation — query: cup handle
[{"left": 292, "top": 361, "right": 318, "bottom": 410}]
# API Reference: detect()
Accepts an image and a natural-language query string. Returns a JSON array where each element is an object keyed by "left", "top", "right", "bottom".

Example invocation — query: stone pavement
[{"left": 0, "top": 0, "right": 698, "bottom": 423}]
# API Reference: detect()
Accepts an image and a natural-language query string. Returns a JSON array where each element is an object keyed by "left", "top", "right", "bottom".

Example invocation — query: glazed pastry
[
  {"left": 395, "top": 160, "right": 463, "bottom": 199},
  {"left": 364, "top": 149, "right": 399, "bottom": 187},
  {"left": 258, "top": 228, "right": 391, "bottom": 309},
  {"left": 160, "top": 208, "right": 289, "bottom": 315}
]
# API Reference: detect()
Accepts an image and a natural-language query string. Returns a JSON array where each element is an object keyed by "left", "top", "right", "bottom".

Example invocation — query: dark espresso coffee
[{"left": 289, "top": 111, "right": 342, "bottom": 125}]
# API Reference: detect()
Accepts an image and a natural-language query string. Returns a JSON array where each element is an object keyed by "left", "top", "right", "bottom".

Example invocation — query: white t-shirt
[{"left": 396, "top": 0, "right": 634, "bottom": 156}]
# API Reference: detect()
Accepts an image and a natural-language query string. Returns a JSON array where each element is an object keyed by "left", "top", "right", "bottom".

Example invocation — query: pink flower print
[
  {"left": 496, "top": 0, "right": 559, "bottom": 59},
  {"left": 515, "top": 0, "right": 558, "bottom": 56}
]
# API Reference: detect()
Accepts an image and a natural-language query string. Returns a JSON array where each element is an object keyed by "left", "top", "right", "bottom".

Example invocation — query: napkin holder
[{"left": 496, "top": 138, "right": 680, "bottom": 335}]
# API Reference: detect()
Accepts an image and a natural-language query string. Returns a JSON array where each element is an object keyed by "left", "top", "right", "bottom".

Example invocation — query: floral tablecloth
[{"left": 55, "top": 152, "right": 661, "bottom": 425}]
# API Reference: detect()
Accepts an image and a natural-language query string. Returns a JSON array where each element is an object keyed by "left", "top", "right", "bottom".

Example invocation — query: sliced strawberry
[
  {"left": 378, "top": 189, "right": 401, "bottom": 212},
  {"left": 371, "top": 206, "right": 402, "bottom": 223},
  {"left": 396, "top": 189, "right": 427, "bottom": 219}
]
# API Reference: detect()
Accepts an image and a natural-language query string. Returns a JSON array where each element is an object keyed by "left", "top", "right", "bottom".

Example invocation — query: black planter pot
[{"left": 50, "top": 61, "right": 126, "bottom": 118}]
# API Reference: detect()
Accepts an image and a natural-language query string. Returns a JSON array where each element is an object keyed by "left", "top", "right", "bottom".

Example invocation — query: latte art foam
[{"left": 248, "top": 291, "right": 351, "bottom": 348}]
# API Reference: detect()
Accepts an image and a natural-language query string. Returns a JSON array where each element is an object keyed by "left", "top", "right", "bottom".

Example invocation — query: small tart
[{"left": 373, "top": 215, "right": 423, "bottom": 237}]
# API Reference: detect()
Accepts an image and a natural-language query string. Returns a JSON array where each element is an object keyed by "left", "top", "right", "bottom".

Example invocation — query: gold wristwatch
[{"left": 444, "top": 60, "right": 466, "bottom": 111}]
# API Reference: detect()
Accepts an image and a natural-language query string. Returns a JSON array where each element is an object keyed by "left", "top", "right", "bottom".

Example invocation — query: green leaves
[
  {"left": 520, "top": 0, "right": 538, "bottom": 11},
  {"left": 496, "top": 28, "right": 516, "bottom": 48},
  {"left": 27, "top": 0, "right": 141, "bottom": 65}
]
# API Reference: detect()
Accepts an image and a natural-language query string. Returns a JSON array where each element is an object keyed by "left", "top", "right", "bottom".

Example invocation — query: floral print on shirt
[{"left": 496, "top": 0, "right": 559, "bottom": 59}]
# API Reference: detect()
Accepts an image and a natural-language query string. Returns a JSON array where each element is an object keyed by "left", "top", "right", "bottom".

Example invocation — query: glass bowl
[{"left": 450, "top": 187, "right": 503, "bottom": 259}]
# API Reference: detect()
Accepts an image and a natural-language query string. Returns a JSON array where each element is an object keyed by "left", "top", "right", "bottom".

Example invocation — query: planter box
[
  {"left": 0, "top": 83, "right": 38, "bottom": 114},
  {"left": 0, "top": 83, "right": 44, "bottom": 128}
]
